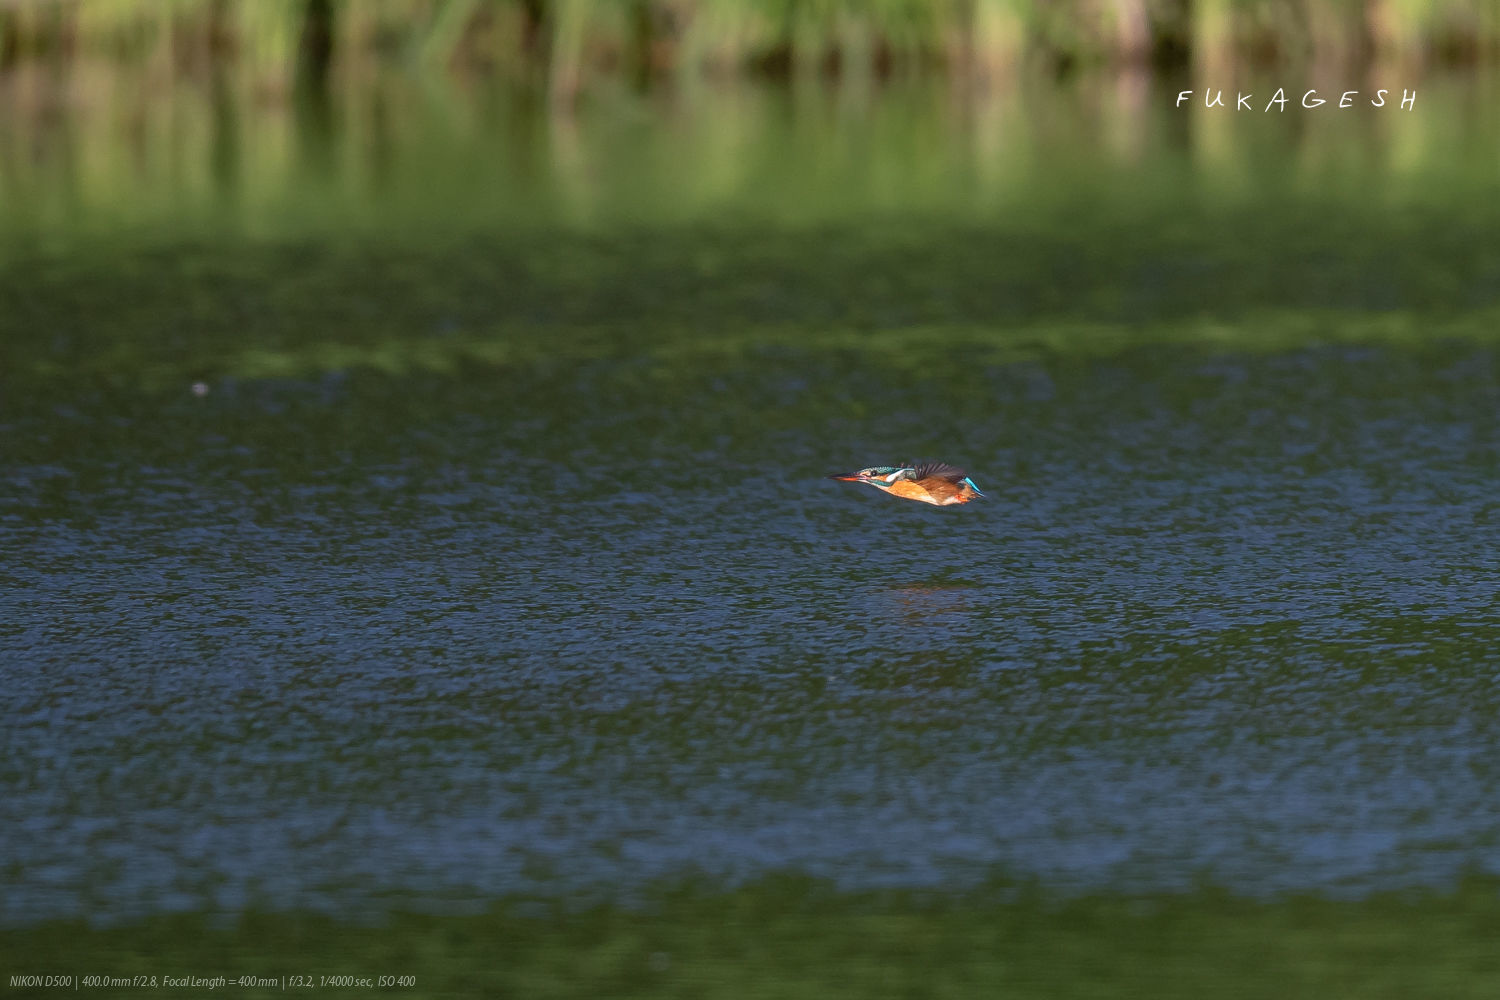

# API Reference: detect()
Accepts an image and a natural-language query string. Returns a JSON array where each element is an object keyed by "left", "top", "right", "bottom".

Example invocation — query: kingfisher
[{"left": 828, "top": 461, "right": 985, "bottom": 507}]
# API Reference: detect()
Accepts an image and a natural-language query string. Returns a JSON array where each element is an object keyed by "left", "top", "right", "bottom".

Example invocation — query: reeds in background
[{"left": 0, "top": 0, "right": 1496, "bottom": 97}]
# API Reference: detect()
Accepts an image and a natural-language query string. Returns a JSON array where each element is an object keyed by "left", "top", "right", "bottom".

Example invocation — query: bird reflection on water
[{"left": 892, "top": 582, "right": 974, "bottom": 611}]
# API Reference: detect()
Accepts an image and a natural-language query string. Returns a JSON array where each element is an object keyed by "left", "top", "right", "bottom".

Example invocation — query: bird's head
[{"left": 827, "top": 466, "right": 913, "bottom": 490}]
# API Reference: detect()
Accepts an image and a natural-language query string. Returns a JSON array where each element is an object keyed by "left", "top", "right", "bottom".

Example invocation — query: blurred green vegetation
[
  {"left": 0, "top": 61, "right": 1492, "bottom": 261},
  {"left": 7, "top": 878, "right": 1500, "bottom": 999},
  {"left": 0, "top": 0, "right": 1494, "bottom": 98}
]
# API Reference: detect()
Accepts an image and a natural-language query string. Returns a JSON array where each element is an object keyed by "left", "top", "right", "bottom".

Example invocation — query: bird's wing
[{"left": 910, "top": 461, "right": 967, "bottom": 483}]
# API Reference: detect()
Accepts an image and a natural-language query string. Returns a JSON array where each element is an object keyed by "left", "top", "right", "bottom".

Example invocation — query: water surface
[{"left": 4, "top": 71, "right": 1500, "bottom": 930}]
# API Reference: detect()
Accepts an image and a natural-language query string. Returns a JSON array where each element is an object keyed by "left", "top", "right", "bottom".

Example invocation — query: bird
[{"left": 827, "top": 461, "right": 985, "bottom": 507}]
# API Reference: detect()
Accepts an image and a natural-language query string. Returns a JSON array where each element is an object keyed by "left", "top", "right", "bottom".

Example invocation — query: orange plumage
[{"left": 827, "top": 461, "right": 985, "bottom": 507}]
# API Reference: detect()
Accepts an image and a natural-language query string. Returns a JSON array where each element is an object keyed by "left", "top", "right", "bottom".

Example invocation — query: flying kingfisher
[{"left": 828, "top": 461, "right": 985, "bottom": 507}]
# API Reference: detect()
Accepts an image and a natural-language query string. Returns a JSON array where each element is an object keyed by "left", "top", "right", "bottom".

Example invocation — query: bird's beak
[{"left": 827, "top": 473, "right": 863, "bottom": 481}]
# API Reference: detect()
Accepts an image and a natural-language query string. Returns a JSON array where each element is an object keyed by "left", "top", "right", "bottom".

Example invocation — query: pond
[{"left": 3, "top": 65, "right": 1500, "bottom": 994}]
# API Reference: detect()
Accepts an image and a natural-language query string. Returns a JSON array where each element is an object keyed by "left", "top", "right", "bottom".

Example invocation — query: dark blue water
[{"left": 7, "top": 342, "right": 1500, "bottom": 923}]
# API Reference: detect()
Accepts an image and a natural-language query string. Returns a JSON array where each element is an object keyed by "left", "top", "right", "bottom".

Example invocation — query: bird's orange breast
[{"left": 888, "top": 477, "right": 978, "bottom": 506}]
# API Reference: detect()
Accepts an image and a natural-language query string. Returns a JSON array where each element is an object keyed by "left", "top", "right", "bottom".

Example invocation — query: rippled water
[
  {"left": 4, "top": 64, "right": 1500, "bottom": 939},
  {"left": 8, "top": 332, "right": 1500, "bottom": 923}
]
